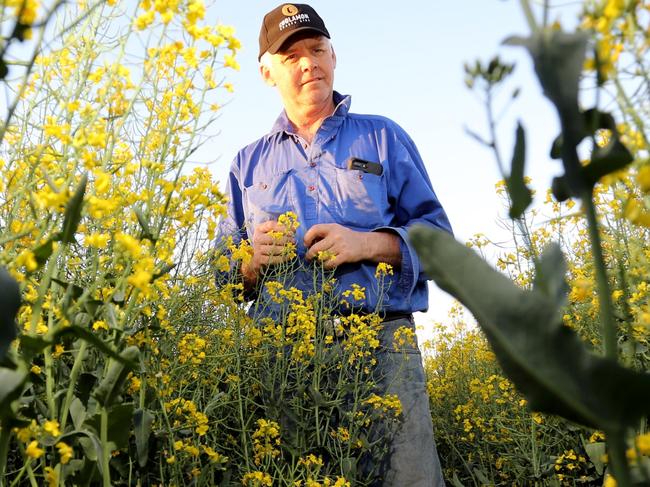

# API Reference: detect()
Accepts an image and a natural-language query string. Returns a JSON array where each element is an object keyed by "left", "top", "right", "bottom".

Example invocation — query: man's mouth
[{"left": 302, "top": 77, "right": 322, "bottom": 86}]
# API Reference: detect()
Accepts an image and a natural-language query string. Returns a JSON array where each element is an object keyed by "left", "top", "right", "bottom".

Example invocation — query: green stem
[
  {"left": 583, "top": 189, "right": 618, "bottom": 359},
  {"left": 44, "top": 345, "right": 56, "bottom": 420},
  {"left": 60, "top": 341, "right": 88, "bottom": 431},
  {"left": 519, "top": 0, "right": 539, "bottom": 34},
  {"left": 235, "top": 352, "right": 250, "bottom": 469},
  {"left": 607, "top": 430, "right": 632, "bottom": 487},
  {"left": 101, "top": 407, "right": 111, "bottom": 487},
  {"left": 0, "top": 424, "right": 11, "bottom": 487}
]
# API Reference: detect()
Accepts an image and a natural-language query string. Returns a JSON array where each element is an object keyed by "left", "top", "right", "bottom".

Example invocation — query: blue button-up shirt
[{"left": 218, "top": 91, "right": 452, "bottom": 316}]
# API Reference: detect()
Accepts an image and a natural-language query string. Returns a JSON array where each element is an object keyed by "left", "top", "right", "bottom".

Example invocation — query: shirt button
[{"left": 308, "top": 185, "right": 315, "bottom": 191}]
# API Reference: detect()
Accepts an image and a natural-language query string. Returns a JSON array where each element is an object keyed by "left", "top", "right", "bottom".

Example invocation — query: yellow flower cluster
[
  {"left": 363, "top": 393, "right": 402, "bottom": 418},
  {"left": 337, "top": 313, "right": 381, "bottom": 365},
  {"left": 178, "top": 332, "right": 208, "bottom": 365},
  {"left": 242, "top": 471, "right": 273, "bottom": 487},
  {"left": 252, "top": 419, "right": 281, "bottom": 465},
  {"left": 392, "top": 325, "right": 416, "bottom": 349}
]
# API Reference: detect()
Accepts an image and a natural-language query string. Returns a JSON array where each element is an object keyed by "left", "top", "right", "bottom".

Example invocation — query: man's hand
[
  {"left": 241, "top": 220, "right": 295, "bottom": 287},
  {"left": 304, "top": 223, "right": 401, "bottom": 270}
]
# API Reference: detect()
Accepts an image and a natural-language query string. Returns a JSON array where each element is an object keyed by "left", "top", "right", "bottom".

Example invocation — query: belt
[{"left": 380, "top": 312, "right": 413, "bottom": 322}]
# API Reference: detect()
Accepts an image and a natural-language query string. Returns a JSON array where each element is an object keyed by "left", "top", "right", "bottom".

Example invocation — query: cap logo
[{"left": 282, "top": 4, "right": 299, "bottom": 16}]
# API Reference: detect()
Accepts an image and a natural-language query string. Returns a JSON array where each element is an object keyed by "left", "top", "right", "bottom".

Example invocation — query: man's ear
[
  {"left": 331, "top": 46, "right": 336, "bottom": 70},
  {"left": 260, "top": 64, "right": 276, "bottom": 87}
]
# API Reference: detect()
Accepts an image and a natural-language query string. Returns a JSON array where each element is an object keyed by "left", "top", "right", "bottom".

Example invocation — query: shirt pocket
[
  {"left": 243, "top": 170, "right": 294, "bottom": 237},
  {"left": 332, "top": 167, "right": 387, "bottom": 229}
]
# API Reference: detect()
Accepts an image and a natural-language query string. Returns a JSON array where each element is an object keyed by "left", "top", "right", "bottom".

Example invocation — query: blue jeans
[{"left": 374, "top": 315, "right": 445, "bottom": 487}]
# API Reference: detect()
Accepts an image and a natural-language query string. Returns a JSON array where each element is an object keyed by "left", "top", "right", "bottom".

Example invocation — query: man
[{"left": 218, "top": 4, "right": 451, "bottom": 486}]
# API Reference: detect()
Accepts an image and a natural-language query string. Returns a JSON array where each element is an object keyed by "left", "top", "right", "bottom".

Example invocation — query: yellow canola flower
[
  {"left": 317, "top": 250, "right": 336, "bottom": 263},
  {"left": 375, "top": 262, "right": 393, "bottom": 278},
  {"left": 7, "top": 0, "right": 39, "bottom": 25},
  {"left": 223, "top": 54, "right": 240, "bottom": 71},
  {"left": 16, "top": 250, "right": 38, "bottom": 272},
  {"left": 85, "top": 233, "right": 110, "bottom": 249},
  {"left": 43, "top": 419, "right": 61, "bottom": 437},
  {"left": 45, "top": 467, "right": 58, "bottom": 487},
  {"left": 342, "top": 284, "right": 365, "bottom": 301},
  {"left": 392, "top": 325, "right": 416, "bottom": 348},
  {"left": 624, "top": 199, "right": 650, "bottom": 228},
  {"left": 202, "top": 445, "right": 227, "bottom": 464},
  {"left": 56, "top": 441, "right": 74, "bottom": 464},
  {"left": 135, "top": 9, "right": 155, "bottom": 30},
  {"left": 363, "top": 393, "right": 402, "bottom": 417},
  {"left": 637, "top": 433, "right": 650, "bottom": 456},
  {"left": 25, "top": 440, "right": 45, "bottom": 459},
  {"left": 242, "top": 472, "right": 273, "bottom": 487},
  {"left": 637, "top": 165, "right": 650, "bottom": 193},
  {"left": 115, "top": 232, "right": 144, "bottom": 257},
  {"left": 92, "top": 320, "right": 109, "bottom": 332}
]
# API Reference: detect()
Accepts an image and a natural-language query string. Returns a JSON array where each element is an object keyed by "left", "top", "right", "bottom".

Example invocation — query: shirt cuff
[{"left": 371, "top": 226, "right": 420, "bottom": 297}]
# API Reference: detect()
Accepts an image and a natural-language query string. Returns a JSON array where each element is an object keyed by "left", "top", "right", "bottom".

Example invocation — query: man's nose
[{"left": 299, "top": 54, "right": 317, "bottom": 71}]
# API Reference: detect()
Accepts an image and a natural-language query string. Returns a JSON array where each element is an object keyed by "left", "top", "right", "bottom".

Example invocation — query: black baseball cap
[{"left": 258, "top": 4, "right": 330, "bottom": 60}]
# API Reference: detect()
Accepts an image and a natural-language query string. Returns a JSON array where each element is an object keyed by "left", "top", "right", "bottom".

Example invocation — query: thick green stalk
[
  {"left": 582, "top": 189, "right": 618, "bottom": 360},
  {"left": 519, "top": 0, "right": 539, "bottom": 34},
  {"left": 0, "top": 425, "right": 11, "bottom": 487},
  {"left": 59, "top": 341, "right": 88, "bottom": 431},
  {"left": 607, "top": 430, "right": 632, "bottom": 487},
  {"left": 101, "top": 407, "right": 111, "bottom": 487}
]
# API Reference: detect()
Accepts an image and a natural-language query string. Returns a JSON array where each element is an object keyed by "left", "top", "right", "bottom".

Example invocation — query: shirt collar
[{"left": 268, "top": 91, "right": 351, "bottom": 138}]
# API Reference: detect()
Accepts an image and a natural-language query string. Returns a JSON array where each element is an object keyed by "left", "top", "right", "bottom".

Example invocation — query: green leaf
[
  {"left": 134, "top": 409, "right": 155, "bottom": 468},
  {"left": 341, "top": 457, "right": 357, "bottom": 482},
  {"left": 451, "top": 472, "right": 466, "bottom": 487},
  {"left": 409, "top": 227, "right": 650, "bottom": 433},
  {"left": 69, "top": 397, "right": 87, "bottom": 430},
  {"left": 33, "top": 239, "right": 54, "bottom": 268},
  {"left": 584, "top": 138, "right": 634, "bottom": 186},
  {"left": 550, "top": 109, "right": 634, "bottom": 187},
  {"left": 506, "top": 30, "right": 587, "bottom": 125},
  {"left": 18, "top": 335, "right": 52, "bottom": 361},
  {"left": 585, "top": 442, "right": 606, "bottom": 475},
  {"left": 56, "top": 325, "right": 137, "bottom": 368},
  {"left": 551, "top": 175, "right": 571, "bottom": 202},
  {"left": 0, "top": 268, "right": 20, "bottom": 362},
  {"left": 84, "top": 403, "right": 134, "bottom": 450},
  {"left": 505, "top": 123, "right": 532, "bottom": 219},
  {"left": 75, "top": 431, "right": 103, "bottom": 467},
  {"left": 75, "top": 373, "right": 97, "bottom": 407},
  {"left": 532, "top": 244, "right": 568, "bottom": 312},
  {"left": 0, "top": 366, "right": 28, "bottom": 419},
  {"left": 60, "top": 174, "right": 88, "bottom": 244},
  {"left": 93, "top": 346, "right": 139, "bottom": 407},
  {"left": 0, "top": 58, "right": 8, "bottom": 79},
  {"left": 134, "top": 206, "right": 156, "bottom": 242},
  {"left": 505, "top": 30, "right": 589, "bottom": 196},
  {"left": 473, "top": 468, "right": 491, "bottom": 484},
  {"left": 52, "top": 278, "right": 84, "bottom": 300}
]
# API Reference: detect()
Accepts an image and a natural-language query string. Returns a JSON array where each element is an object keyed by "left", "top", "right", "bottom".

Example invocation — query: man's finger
[
  {"left": 304, "top": 223, "right": 334, "bottom": 247},
  {"left": 304, "top": 236, "right": 332, "bottom": 261}
]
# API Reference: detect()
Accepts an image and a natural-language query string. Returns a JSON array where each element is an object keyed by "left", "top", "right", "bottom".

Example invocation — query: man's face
[{"left": 261, "top": 35, "right": 336, "bottom": 112}]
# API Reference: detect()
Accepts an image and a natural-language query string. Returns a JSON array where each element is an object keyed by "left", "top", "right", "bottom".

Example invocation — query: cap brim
[{"left": 264, "top": 27, "right": 330, "bottom": 58}]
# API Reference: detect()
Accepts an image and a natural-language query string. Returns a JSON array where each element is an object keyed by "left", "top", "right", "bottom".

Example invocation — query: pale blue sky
[{"left": 199, "top": 1, "right": 583, "bottom": 331}]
